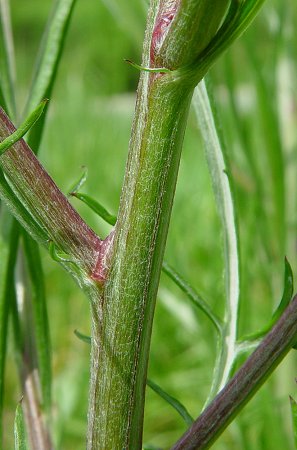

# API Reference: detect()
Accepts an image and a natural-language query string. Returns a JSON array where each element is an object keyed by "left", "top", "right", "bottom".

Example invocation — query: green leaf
[
  {"left": 147, "top": 379, "right": 194, "bottom": 427},
  {"left": 162, "top": 261, "right": 222, "bottom": 335},
  {"left": 0, "top": 0, "right": 16, "bottom": 119},
  {"left": 67, "top": 166, "right": 88, "bottom": 196},
  {"left": 0, "top": 215, "right": 19, "bottom": 439},
  {"left": 22, "top": 233, "right": 52, "bottom": 412},
  {"left": 14, "top": 401, "right": 27, "bottom": 450},
  {"left": 245, "top": 34, "right": 285, "bottom": 255},
  {"left": 74, "top": 329, "right": 91, "bottom": 345},
  {"left": 272, "top": 258, "right": 294, "bottom": 321},
  {"left": 71, "top": 192, "right": 117, "bottom": 226},
  {"left": 195, "top": 0, "right": 267, "bottom": 74},
  {"left": 24, "top": 0, "right": 78, "bottom": 153},
  {"left": 193, "top": 78, "right": 241, "bottom": 390},
  {"left": 0, "top": 100, "right": 47, "bottom": 155},
  {"left": 240, "top": 258, "right": 294, "bottom": 342}
]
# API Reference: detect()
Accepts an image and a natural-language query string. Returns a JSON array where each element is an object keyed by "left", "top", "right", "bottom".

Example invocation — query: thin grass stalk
[
  {"left": 0, "top": 0, "right": 16, "bottom": 119},
  {"left": 193, "top": 79, "right": 240, "bottom": 392},
  {"left": 171, "top": 294, "right": 297, "bottom": 449},
  {"left": 0, "top": 211, "right": 17, "bottom": 443}
]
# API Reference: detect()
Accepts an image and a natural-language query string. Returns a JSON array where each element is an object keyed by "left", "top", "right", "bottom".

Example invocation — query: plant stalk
[
  {"left": 171, "top": 294, "right": 297, "bottom": 450},
  {"left": 86, "top": 0, "right": 230, "bottom": 447}
]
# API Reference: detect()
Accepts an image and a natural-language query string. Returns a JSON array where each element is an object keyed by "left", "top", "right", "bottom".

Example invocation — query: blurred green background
[{"left": 3, "top": 0, "right": 297, "bottom": 448}]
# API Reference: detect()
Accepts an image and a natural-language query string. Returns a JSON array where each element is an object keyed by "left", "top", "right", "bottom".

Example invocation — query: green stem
[{"left": 87, "top": 65, "right": 194, "bottom": 450}]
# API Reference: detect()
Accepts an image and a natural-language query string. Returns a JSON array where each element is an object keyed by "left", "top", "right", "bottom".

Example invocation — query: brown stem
[
  {"left": 0, "top": 107, "right": 102, "bottom": 277},
  {"left": 22, "top": 367, "right": 52, "bottom": 450},
  {"left": 171, "top": 294, "right": 297, "bottom": 450}
]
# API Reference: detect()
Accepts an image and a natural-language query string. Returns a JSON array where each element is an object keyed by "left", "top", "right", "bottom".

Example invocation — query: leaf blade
[
  {"left": 0, "top": 0, "right": 16, "bottom": 119},
  {"left": 193, "top": 78, "right": 241, "bottom": 390},
  {"left": 23, "top": 232, "right": 52, "bottom": 412},
  {"left": 147, "top": 379, "right": 194, "bottom": 427},
  {"left": 14, "top": 401, "right": 27, "bottom": 450}
]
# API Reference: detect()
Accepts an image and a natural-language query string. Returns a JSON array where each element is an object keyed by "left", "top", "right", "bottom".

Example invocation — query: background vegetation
[{"left": 3, "top": 0, "right": 297, "bottom": 448}]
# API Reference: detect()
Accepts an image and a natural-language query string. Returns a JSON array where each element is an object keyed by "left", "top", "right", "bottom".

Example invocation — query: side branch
[
  {"left": 0, "top": 107, "right": 102, "bottom": 277},
  {"left": 172, "top": 294, "right": 297, "bottom": 450}
]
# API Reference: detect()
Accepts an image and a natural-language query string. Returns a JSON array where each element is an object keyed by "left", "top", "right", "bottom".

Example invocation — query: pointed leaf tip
[{"left": 0, "top": 100, "right": 47, "bottom": 155}]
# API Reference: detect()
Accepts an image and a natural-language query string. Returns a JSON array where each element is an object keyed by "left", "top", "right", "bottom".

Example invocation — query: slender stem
[
  {"left": 193, "top": 80, "right": 240, "bottom": 391},
  {"left": 171, "top": 294, "right": 297, "bottom": 450},
  {"left": 0, "top": 108, "right": 102, "bottom": 279}
]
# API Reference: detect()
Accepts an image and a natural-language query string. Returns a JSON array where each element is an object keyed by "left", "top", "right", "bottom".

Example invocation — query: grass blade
[
  {"left": 14, "top": 401, "right": 27, "bottom": 450},
  {"left": 245, "top": 36, "right": 285, "bottom": 255},
  {"left": 272, "top": 258, "right": 294, "bottom": 320},
  {"left": 24, "top": 0, "right": 77, "bottom": 112},
  {"left": 0, "top": 215, "right": 18, "bottom": 442},
  {"left": 147, "top": 379, "right": 194, "bottom": 427},
  {"left": 22, "top": 232, "right": 51, "bottom": 412},
  {"left": 0, "top": 0, "right": 16, "bottom": 119},
  {"left": 290, "top": 396, "right": 297, "bottom": 449},
  {"left": 193, "top": 78, "right": 241, "bottom": 390},
  {"left": 239, "top": 258, "right": 294, "bottom": 343},
  {"left": 23, "top": 0, "right": 78, "bottom": 152},
  {"left": 162, "top": 261, "right": 222, "bottom": 334}
]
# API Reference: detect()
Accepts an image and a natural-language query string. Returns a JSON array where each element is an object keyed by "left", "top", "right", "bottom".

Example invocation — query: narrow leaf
[
  {"left": 290, "top": 396, "right": 297, "bottom": 449},
  {"left": 0, "top": 100, "right": 47, "bottom": 155},
  {"left": 24, "top": 0, "right": 78, "bottom": 153},
  {"left": 74, "top": 329, "right": 91, "bottom": 344},
  {"left": 0, "top": 216, "right": 18, "bottom": 439},
  {"left": 193, "top": 78, "right": 241, "bottom": 389},
  {"left": 272, "top": 258, "right": 294, "bottom": 321},
  {"left": 14, "top": 401, "right": 27, "bottom": 450},
  {"left": 240, "top": 258, "right": 294, "bottom": 342},
  {"left": 196, "top": 0, "right": 267, "bottom": 73},
  {"left": 147, "top": 379, "right": 194, "bottom": 427},
  {"left": 162, "top": 261, "right": 222, "bottom": 334},
  {"left": 24, "top": 0, "right": 77, "bottom": 115},
  {"left": 23, "top": 233, "right": 52, "bottom": 412},
  {"left": 0, "top": 0, "right": 16, "bottom": 119},
  {"left": 67, "top": 166, "right": 88, "bottom": 196},
  {"left": 72, "top": 192, "right": 117, "bottom": 226}
]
